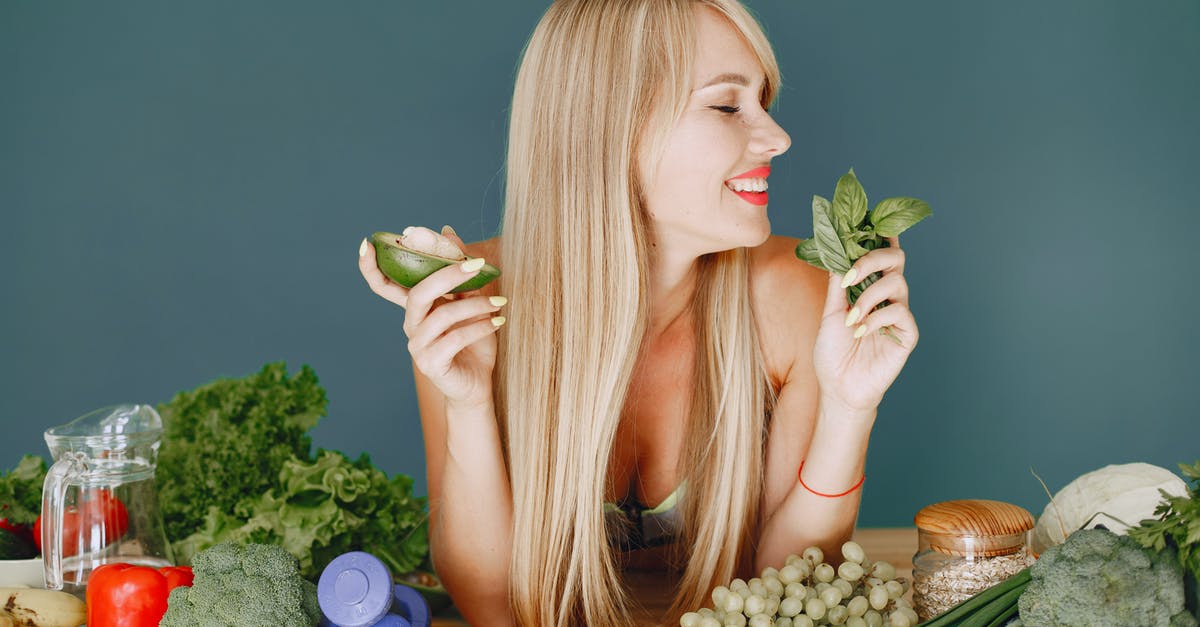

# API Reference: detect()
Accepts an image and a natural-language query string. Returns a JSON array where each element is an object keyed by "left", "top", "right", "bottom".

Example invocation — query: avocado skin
[{"left": 372, "top": 232, "right": 500, "bottom": 293}]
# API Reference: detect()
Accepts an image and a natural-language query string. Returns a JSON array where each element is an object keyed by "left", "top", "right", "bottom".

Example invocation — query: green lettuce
[
  {"left": 156, "top": 362, "right": 326, "bottom": 541},
  {"left": 172, "top": 450, "right": 427, "bottom": 579},
  {"left": 157, "top": 363, "right": 429, "bottom": 580}
]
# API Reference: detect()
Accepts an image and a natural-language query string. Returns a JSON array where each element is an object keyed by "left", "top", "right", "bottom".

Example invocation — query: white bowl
[{"left": 0, "top": 557, "right": 45, "bottom": 587}]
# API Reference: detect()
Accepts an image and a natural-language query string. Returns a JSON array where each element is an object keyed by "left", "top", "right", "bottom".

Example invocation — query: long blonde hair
[{"left": 495, "top": 0, "right": 781, "bottom": 623}]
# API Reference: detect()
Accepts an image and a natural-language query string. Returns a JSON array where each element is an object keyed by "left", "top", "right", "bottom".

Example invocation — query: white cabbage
[{"left": 1032, "top": 462, "right": 1188, "bottom": 555}]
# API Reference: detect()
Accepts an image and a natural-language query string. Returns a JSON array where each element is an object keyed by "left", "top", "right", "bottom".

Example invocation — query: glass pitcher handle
[{"left": 41, "top": 452, "right": 84, "bottom": 591}]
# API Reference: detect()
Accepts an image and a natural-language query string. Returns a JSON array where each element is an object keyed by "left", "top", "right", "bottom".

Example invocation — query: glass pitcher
[{"left": 41, "top": 404, "right": 174, "bottom": 592}]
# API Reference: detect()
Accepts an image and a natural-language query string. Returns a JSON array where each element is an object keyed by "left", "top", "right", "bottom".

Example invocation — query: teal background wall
[{"left": 2, "top": 1, "right": 1197, "bottom": 527}]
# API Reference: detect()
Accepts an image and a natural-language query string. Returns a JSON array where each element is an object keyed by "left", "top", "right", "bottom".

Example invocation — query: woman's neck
[{"left": 647, "top": 244, "right": 700, "bottom": 340}]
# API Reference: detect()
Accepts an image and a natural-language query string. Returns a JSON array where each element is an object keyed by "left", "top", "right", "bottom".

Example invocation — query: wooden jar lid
[{"left": 914, "top": 499, "right": 1035, "bottom": 557}]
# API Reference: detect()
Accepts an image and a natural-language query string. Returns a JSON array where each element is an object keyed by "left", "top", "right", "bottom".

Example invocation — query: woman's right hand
[{"left": 358, "top": 229, "right": 506, "bottom": 408}]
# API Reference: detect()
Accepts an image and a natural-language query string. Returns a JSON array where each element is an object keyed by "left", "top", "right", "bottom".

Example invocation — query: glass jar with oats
[{"left": 912, "top": 499, "right": 1036, "bottom": 621}]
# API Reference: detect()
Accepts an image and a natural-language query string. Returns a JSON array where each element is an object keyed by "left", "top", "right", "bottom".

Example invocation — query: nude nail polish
[{"left": 840, "top": 268, "right": 859, "bottom": 289}]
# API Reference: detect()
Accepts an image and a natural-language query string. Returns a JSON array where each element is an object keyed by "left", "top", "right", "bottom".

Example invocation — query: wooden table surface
[{"left": 430, "top": 527, "right": 918, "bottom": 626}]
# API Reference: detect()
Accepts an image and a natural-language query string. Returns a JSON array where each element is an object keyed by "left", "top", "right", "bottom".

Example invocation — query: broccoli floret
[
  {"left": 161, "top": 542, "right": 321, "bottom": 627},
  {"left": 1018, "top": 528, "right": 1197, "bottom": 626}
]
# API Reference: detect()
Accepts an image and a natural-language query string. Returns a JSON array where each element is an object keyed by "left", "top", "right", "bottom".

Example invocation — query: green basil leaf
[
  {"left": 870, "top": 197, "right": 932, "bottom": 237},
  {"left": 841, "top": 234, "right": 870, "bottom": 261},
  {"left": 795, "top": 238, "right": 826, "bottom": 269},
  {"left": 813, "top": 195, "right": 851, "bottom": 274},
  {"left": 834, "top": 169, "right": 869, "bottom": 229}
]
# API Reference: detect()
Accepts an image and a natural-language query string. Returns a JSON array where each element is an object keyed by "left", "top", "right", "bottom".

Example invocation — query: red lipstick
[
  {"left": 726, "top": 166, "right": 771, "bottom": 206},
  {"left": 730, "top": 166, "right": 771, "bottom": 179}
]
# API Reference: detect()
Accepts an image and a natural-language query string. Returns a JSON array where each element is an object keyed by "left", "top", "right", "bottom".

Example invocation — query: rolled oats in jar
[{"left": 912, "top": 499, "right": 1035, "bottom": 621}]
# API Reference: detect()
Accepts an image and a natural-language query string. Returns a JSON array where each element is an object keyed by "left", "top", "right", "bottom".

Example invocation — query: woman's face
[{"left": 639, "top": 7, "right": 791, "bottom": 255}]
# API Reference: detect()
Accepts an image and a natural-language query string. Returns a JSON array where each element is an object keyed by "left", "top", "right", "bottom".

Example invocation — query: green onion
[
  {"left": 958, "top": 584, "right": 1024, "bottom": 627},
  {"left": 983, "top": 599, "right": 1021, "bottom": 627},
  {"left": 917, "top": 567, "right": 1030, "bottom": 627}
]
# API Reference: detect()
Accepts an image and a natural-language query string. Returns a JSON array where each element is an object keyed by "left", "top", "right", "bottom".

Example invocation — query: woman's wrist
[
  {"left": 817, "top": 394, "right": 878, "bottom": 426},
  {"left": 445, "top": 394, "right": 495, "bottom": 416},
  {"left": 443, "top": 395, "right": 501, "bottom": 451}
]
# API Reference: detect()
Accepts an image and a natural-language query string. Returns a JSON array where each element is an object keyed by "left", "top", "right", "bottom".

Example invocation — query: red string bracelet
[{"left": 798, "top": 460, "right": 865, "bottom": 498}]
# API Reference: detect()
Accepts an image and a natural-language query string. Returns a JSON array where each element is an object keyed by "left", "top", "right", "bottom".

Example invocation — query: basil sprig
[{"left": 795, "top": 169, "right": 931, "bottom": 342}]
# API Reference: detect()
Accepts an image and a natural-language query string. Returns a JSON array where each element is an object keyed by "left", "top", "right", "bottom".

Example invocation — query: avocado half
[{"left": 372, "top": 231, "right": 500, "bottom": 293}]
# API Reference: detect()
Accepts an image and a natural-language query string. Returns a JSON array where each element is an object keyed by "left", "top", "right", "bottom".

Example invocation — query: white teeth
[{"left": 726, "top": 177, "right": 768, "bottom": 193}]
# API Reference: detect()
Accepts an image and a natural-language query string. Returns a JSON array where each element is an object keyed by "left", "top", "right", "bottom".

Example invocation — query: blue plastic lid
[
  {"left": 317, "top": 551, "right": 395, "bottom": 627},
  {"left": 392, "top": 584, "right": 431, "bottom": 627},
  {"left": 372, "top": 616, "right": 410, "bottom": 627}
]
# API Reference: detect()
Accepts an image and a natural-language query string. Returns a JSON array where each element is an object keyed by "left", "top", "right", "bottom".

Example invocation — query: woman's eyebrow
[
  {"left": 695, "top": 72, "right": 750, "bottom": 90},
  {"left": 691, "top": 71, "right": 763, "bottom": 91}
]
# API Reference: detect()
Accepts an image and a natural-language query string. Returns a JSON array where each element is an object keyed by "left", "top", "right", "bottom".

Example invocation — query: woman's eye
[{"left": 709, "top": 105, "right": 741, "bottom": 114}]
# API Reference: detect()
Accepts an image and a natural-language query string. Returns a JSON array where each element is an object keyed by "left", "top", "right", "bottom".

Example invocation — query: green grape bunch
[{"left": 681, "top": 542, "right": 917, "bottom": 627}]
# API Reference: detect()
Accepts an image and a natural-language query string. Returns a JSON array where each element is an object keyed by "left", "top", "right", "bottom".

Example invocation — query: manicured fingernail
[
  {"left": 491, "top": 315, "right": 506, "bottom": 327},
  {"left": 358, "top": 238, "right": 368, "bottom": 257},
  {"left": 853, "top": 324, "right": 867, "bottom": 339},
  {"left": 844, "top": 307, "right": 861, "bottom": 327},
  {"left": 489, "top": 296, "right": 508, "bottom": 307},
  {"left": 461, "top": 257, "right": 485, "bottom": 273},
  {"left": 442, "top": 225, "right": 457, "bottom": 237},
  {"left": 840, "top": 268, "right": 858, "bottom": 289}
]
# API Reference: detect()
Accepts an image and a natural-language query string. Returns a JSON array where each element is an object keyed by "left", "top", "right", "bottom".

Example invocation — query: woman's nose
[{"left": 751, "top": 114, "right": 791, "bottom": 158}]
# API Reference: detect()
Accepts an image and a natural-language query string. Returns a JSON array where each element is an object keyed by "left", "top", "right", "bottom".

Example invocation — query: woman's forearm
[
  {"left": 432, "top": 398, "right": 515, "bottom": 626},
  {"left": 756, "top": 400, "right": 876, "bottom": 572}
]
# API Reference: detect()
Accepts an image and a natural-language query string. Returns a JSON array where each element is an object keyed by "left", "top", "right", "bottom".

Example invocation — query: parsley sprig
[{"left": 1130, "top": 460, "right": 1200, "bottom": 583}]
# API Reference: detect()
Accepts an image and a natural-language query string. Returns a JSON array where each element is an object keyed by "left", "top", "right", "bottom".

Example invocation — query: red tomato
[
  {"left": 87, "top": 563, "right": 193, "bottom": 627},
  {"left": 0, "top": 517, "right": 33, "bottom": 543},
  {"left": 33, "top": 488, "right": 129, "bottom": 556}
]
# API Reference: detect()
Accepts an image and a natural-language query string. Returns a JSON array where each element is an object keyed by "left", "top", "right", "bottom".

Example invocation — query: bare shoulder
[{"left": 748, "top": 236, "right": 828, "bottom": 385}]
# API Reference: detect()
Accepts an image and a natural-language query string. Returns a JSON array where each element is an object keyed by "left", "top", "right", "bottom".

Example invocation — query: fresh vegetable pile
[
  {"left": 681, "top": 542, "right": 914, "bottom": 627},
  {"left": 919, "top": 529, "right": 1193, "bottom": 627},
  {"left": 918, "top": 460, "right": 1200, "bottom": 626},
  {"left": 155, "top": 362, "right": 430, "bottom": 580}
]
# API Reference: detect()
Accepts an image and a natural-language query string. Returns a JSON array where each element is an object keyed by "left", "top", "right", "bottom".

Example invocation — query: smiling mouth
[{"left": 726, "top": 177, "right": 769, "bottom": 206}]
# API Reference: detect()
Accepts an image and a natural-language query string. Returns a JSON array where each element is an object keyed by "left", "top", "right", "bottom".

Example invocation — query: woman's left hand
[{"left": 812, "top": 236, "right": 918, "bottom": 414}]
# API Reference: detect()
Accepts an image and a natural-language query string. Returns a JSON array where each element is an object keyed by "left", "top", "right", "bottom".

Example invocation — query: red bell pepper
[{"left": 86, "top": 562, "right": 194, "bottom": 627}]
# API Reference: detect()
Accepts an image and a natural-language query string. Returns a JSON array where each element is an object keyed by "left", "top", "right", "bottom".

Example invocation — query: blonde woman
[{"left": 359, "top": 0, "right": 918, "bottom": 624}]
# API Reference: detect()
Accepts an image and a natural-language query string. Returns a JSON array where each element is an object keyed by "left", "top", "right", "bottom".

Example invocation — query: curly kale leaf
[
  {"left": 0, "top": 455, "right": 48, "bottom": 527},
  {"left": 172, "top": 450, "right": 428, "bottom": 580},
  {"left": 155, "top": 362, "right": 327, "bottom": 541}
]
